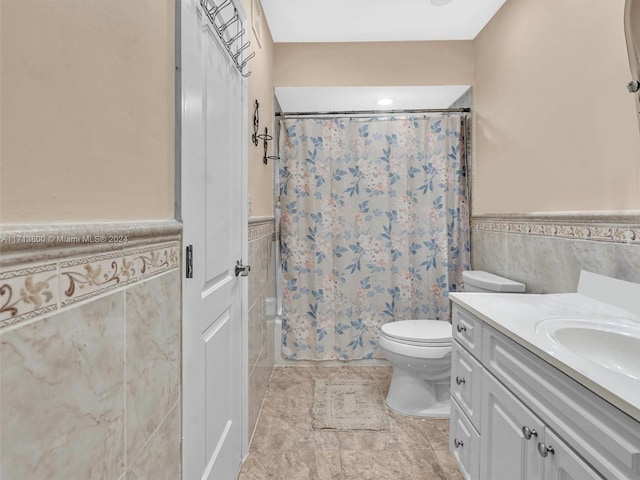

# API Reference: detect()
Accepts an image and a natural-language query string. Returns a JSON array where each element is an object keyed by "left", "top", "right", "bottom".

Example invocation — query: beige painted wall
[
  {"left": 272, "top": 40, "right": 474, "bottom": 220},
  {"left": 474, "top": 0, "right": 640, "bottom": 214},
  {"left": 275, "top": 41, "right": 474, "bottom": 87},
  {"left": 7, "top": 0, "right": 635, "bottom": 222},
  {"left": 0, "top": 0, "right": 175, "bottom": 223},
  {"left": 242, "top": 0, "right": 275, "bottom": 217}
]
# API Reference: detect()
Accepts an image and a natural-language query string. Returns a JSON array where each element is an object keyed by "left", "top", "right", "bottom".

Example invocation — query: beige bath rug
[{"left": 311, "top": 379, "right": 392, "bottom": 431}]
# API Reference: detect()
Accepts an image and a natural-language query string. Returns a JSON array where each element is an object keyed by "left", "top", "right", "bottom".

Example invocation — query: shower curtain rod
[{"left": 275, "top": 107, "right": 471, "bottom": 118}]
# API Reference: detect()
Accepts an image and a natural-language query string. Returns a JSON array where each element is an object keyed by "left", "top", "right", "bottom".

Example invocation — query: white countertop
[{"left": 449, "top": 291, "right": 640, "bottom": 422}]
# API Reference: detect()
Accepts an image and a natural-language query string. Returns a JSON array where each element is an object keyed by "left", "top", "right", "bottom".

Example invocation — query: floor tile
[
  {"left": 340, "top": 449, "right": 439, "bottom": 480},
  {"left": 239, "top": 450, "right": 341, "bottom": 480},
  {"left": 239, "top": 366, "right": 463, "bottom": 480}
]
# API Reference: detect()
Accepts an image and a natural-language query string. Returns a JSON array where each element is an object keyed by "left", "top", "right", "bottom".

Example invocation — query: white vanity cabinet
[
  {"left": 449, "top": 303, "right": 640, "bottom": 480},
  {"left": 481, "top": 370, "right": 601, "bottom": 480},
  {"left": 450, "top": 305, "right": 484, "bottom": 480}
]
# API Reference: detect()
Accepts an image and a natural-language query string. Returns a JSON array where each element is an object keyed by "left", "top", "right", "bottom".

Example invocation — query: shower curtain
[{"left": 279, "top": 115, "right": 470, "bottom": 360}]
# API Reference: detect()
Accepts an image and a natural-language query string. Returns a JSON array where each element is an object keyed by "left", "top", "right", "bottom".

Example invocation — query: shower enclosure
[{"left": 274, "top": 111, "right": 471, "bottom": 361}]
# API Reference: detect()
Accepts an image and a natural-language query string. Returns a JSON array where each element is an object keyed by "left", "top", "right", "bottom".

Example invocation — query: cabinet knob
[
  {"left": 456, "top": 376, "right": 466, "bottom": 385},
  {"left": 522, "top": 426, "right": 538, "bottom": 440},
  {"left": 456, "top": 324, "right": 467, "bottom": 333},
  {"left": 454, "top": 438, "right": 464, "bottom": 448},
  {"left": 537, "top": 442, "right": 554, "bottom": 457}
]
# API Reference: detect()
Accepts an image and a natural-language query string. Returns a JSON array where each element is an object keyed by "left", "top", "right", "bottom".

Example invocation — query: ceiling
[
  {"left": 260, "top": 0, "right": 507, "bottom": 43},
  {"left": 264, "top": 0, "right": 501, "bottom": 113}
]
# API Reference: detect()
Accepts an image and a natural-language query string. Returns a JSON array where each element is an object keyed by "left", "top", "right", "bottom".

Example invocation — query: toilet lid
[{"left": 381, "top": 320, "right": 452, "bottom": 344}]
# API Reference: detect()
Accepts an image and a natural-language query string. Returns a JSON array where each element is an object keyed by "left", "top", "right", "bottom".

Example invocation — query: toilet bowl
[
  {"left": 380, "top": 270, "right": 525, "bottom": 418},
  {"left": 380, "top": 320, "right": 452, "bottom": 417}
]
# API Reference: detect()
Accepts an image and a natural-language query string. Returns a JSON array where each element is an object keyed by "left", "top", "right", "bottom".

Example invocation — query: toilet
[{"left": 379, "top": 270, "right": 526, "bottom": 417}]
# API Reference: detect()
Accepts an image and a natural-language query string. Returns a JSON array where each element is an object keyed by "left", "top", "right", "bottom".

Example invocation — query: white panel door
[{"left": 180, "top": 0, "right": 247, "bottom": 478}]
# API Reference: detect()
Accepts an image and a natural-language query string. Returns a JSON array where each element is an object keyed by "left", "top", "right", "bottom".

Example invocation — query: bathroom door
[{"left": 180, "top": 0, "right": 248, "bottom": 478}]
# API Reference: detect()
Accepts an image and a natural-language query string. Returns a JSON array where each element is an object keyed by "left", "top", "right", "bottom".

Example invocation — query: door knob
[
  {"left": 454, "top": 439, "right": 464, "bottom": 448},
  {"left": 235, "top": 260, "right": 251, "bottom": 277},
  {"left": 456, "top": 376, "right": 465, "bottom": 385},
  {"left": 456, "top": 324, "right": 467, "bottom": 333}
]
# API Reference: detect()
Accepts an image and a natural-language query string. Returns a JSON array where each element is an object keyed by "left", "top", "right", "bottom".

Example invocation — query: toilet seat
[
  {"left": 379, "top": 320, "right": 452, "bottom": 359},
  {"left": 381, "top": 320, "right": 452, "bottom": 346}
]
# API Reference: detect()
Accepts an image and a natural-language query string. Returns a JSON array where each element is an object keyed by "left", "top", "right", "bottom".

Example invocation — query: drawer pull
[
  {"left": 537, "top": 442, "right": 554, "bottom": 457},
  {"left": 522, "top": 426, "right": 537, "bottom": 440},
  {"left": 455, "top": 376, "right": 466, "bottom": 385},
  {"left": 456, "top": 324, "right": 467, "bottom": 333},
  {"left": 454, "top": 438, "right": 464, "bottom": 448}
]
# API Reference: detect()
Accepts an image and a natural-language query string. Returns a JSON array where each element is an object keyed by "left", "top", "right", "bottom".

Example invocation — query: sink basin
[{"left": 535, "top": 318, "right": 640, "bottom": 380}]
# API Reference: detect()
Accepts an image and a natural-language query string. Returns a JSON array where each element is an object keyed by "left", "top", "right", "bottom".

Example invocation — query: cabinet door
[
  {"left": 542, "top": 429, "right": 604, "bottom": 480},
  {"left": 451, "top": 342, "right": 483, "bottom": 431},
  {"left": 481, "top": 371, "right": 544, "bottom": 480},
  {"left": 452, "top": 305, "right": 484, "bottom": 359},
  {"left": 450, "top": 400, "right": 481, "bottom": 480}
]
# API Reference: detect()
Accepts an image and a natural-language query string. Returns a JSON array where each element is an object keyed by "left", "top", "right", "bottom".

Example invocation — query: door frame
[{"left": 175, "top": 0, "right": 250, "bottom": 474}]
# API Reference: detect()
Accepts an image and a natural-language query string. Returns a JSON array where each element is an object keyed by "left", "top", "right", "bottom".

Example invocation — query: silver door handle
[
  {"left": 456, "top": 376, "right": 465, "bottom": 385},
  {"left": 454, "top": 439, "right": 464, "bottom": 448},
  {"left": 456, "top": 324, "right": 467, "bottom": 333},
  {"left": 235, "top": 260, "right": 251, "bottom": 277}
]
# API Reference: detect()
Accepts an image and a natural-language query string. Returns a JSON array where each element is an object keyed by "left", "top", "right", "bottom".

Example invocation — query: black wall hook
[{"left": 258, "top": 127, "right": 279, "bottom": 165}]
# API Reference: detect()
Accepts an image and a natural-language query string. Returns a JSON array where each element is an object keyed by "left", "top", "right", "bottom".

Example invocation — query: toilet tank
[{"left": 462, "top": 270, "right": 526, "bottom": 293}]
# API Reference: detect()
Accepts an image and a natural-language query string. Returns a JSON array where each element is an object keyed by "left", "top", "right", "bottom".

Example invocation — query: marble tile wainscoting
[
  {"left": 471, "top": 212, "right": 640, "bottom": 293},
  {"left": 248, "top": 217, "right": 277, "bottom": 442},
  {"left": 0, "top": 221, "right": 182, "bottom": 479}
]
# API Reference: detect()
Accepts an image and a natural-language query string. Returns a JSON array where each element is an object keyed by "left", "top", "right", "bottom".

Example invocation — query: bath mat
[{"left": 311, "top": 379, "right": 392, "bottom": 431}]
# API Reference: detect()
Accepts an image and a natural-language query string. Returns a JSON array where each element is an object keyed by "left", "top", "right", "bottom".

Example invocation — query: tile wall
[
  {"left": 470, "top": 214, "right": 640, "bottom": 293},
  {"left": 0, "top": 222, "right": 182, "bottom": 479},
  {"left": 247, "top": 217, "right": 276, "bottom": 440}
]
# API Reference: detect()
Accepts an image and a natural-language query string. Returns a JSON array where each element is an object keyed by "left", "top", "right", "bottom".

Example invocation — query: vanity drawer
[
  {"left": 451, "top": 341, "right": 483, "bottom": 431},
  {"left": 483, "top": 325, "right": 640, "bottom": 480},
  {"left": 450, "top": 398, "right": 480, "bottom": 480},
  {"left": 452, "top": 305, "right": 483, "bottom": 360}
]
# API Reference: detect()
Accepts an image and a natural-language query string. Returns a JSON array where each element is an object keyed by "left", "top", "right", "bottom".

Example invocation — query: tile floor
[{"left": 238, "top": 366, "right": 464, "bottom": 480}]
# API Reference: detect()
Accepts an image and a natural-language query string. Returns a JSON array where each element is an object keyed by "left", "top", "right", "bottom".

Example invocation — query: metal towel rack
[{"left": 200, "top": 0, "right": 255, "bottom": 77}]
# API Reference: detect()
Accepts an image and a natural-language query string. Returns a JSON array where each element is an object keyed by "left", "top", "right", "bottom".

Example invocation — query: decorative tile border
[
  {"left": 59, "top": 242, "right": 179, "bottom": 308},
  {"left": 0, "top": 264, "right": 58, "bottom": 327},
  {"left": 472, "top": 212, "right": 640, "bottom": 245},
  {"left": 1, "top": 221, "right": 181, "bottom": 267},
  {"left": 249, "top": 216, "right": 275, "bottom": 241},
  {"left": 0, "top": 222, "right": 181, "bottom": 330}
]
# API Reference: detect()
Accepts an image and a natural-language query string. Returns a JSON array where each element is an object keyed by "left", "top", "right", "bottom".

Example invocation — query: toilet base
[
  {"left": 385, "top": 398, "right": 450, "bottom": 418},
  {"left": 383, "top": 362, "right": 451, "bottom": 418}
]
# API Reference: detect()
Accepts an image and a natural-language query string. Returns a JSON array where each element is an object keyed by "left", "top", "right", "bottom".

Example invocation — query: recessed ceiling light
[
  {"left": 431, "top": 0, "right": 453, "bottom": 6},
  {"left": 377, "top": 98, "right": 394, "bottom": 106}
]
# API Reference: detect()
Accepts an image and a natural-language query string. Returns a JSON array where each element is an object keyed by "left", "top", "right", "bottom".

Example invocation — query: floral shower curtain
[{"left": 279, "top": 115, "right": 470, "bottom": 360}]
